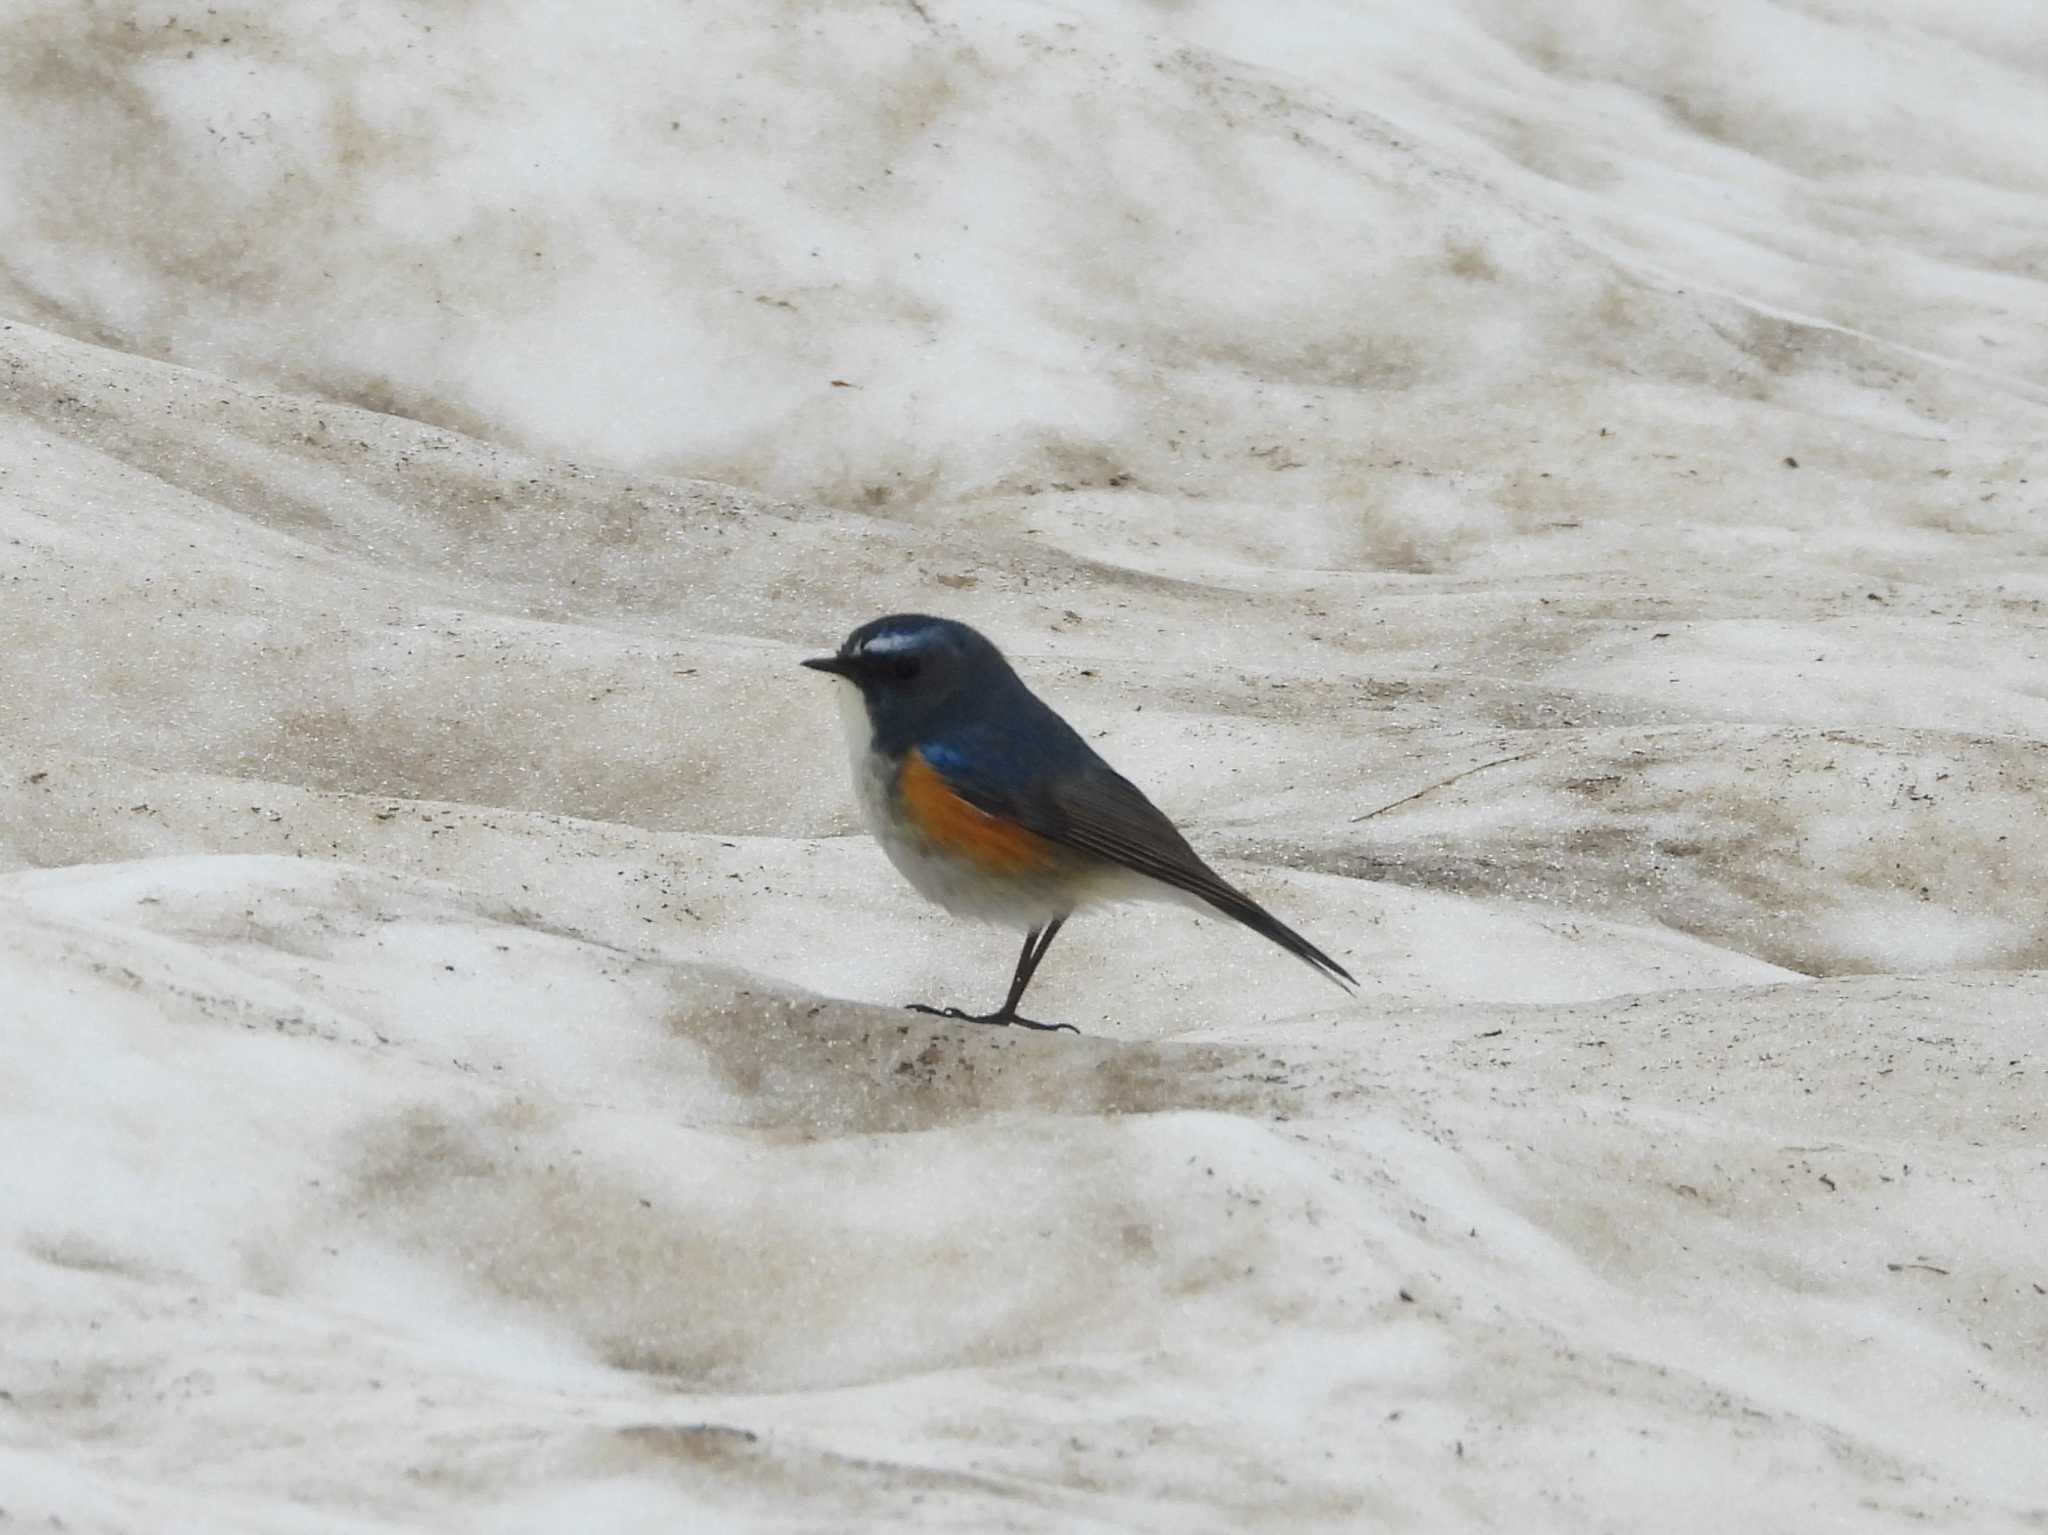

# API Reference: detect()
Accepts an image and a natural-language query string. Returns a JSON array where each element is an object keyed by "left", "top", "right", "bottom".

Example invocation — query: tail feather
[
  {"left": 939, "top": 753, "right": 1357, "bottom": 995},
  {"left": 1199, "top": 882, "right": 1356, "bottom": 993}
]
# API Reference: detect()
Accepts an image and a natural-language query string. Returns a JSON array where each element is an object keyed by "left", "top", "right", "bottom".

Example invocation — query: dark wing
[{"left": 941, "top": 747, "right": 1354, "bottom": 992}]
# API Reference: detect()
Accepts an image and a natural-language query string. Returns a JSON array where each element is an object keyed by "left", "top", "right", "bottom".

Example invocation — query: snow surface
[{"left": 2, "top": 0, "right": 2045, "bottom": 1529}]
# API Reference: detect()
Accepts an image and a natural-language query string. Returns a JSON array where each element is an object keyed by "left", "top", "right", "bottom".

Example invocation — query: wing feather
[{"left": 932, "top": 746, "right": 1354, "bottom": 990}]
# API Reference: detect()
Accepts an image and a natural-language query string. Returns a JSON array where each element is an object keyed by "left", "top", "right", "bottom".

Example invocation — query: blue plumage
[{"left": 802, "top": 614, "right": 1354, "bottom": 1030}]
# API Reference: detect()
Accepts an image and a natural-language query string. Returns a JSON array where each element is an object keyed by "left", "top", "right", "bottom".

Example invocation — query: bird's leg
[
  {"left": 907, "top": 918, "right": 1077, "bottom": 1034},
  {"left": 993, "top": 918, "right": 1067, "bottom": 1027}
]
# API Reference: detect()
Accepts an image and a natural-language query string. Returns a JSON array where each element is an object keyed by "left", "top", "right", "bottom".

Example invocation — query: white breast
[{"left": 827, "top": 680, "right": 1108, "bottom": 929}]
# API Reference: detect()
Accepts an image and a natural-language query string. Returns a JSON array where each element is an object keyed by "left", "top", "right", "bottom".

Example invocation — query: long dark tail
[
  {"left": 1196, "top": 880, "right": 1356, "bottom": 993},
  {"left": 1011, "top": 760, "right": 1357, "bottom": 994}
]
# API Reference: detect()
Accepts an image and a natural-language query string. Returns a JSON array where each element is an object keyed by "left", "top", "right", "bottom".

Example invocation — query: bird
[{"left": 802, "top": 614, "right": 1354, "bottom": 1032}]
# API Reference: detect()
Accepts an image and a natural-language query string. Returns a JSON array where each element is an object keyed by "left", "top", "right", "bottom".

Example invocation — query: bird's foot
[
  {"left": 998, "top": 1012, "right": 1081, "bottom": 1034},
  {"left": 905, "top": 1003, "right": 1079, "bottom": 1035}
]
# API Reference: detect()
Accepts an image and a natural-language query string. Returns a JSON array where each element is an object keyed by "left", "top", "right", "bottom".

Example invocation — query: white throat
[{"left": 832, "top": 681, "right": 893, "bottom": 831}]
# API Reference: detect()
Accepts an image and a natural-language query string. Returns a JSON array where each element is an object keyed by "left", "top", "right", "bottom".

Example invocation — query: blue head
[{"left": 801, "top": 614, "right": 1024, "bottom": 752}]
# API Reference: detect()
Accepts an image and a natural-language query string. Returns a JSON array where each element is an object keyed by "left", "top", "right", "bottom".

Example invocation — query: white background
[{"left": 2, "top": 1, "right": 2044, "bottom": 1528}]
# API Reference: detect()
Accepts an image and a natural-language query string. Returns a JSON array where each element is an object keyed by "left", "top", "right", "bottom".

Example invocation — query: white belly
[{"left": 833, "top": 684, "right": 1128, "bottom": 929}]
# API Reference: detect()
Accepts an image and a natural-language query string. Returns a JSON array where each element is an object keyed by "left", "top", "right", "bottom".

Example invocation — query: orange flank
[{"left": 897, "top": 749, "right": 1060, "bottom": 872}]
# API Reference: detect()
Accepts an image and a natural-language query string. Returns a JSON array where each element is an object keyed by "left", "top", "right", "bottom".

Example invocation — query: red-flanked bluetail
[{"left": 804, "top": 615, "right": 1354, "bottom": 1033}]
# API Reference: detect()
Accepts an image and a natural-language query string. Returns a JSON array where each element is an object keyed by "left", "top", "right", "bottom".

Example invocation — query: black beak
[{"left": 801, "top": 655, "right": 856, "bottom": 677}]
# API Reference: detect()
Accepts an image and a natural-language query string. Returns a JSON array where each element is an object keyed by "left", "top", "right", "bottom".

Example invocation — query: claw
[
  {"left": 903, "top": 1003, "right": 1079, "bottom": 1035},
  {"left": 1007, "top": 1015, "right": 1080, "bottom": 1034}
]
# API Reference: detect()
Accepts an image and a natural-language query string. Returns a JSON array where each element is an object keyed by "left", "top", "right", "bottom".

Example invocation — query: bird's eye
[{"left": 885, "top": 656, "right": 922, "bottom": 681}]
